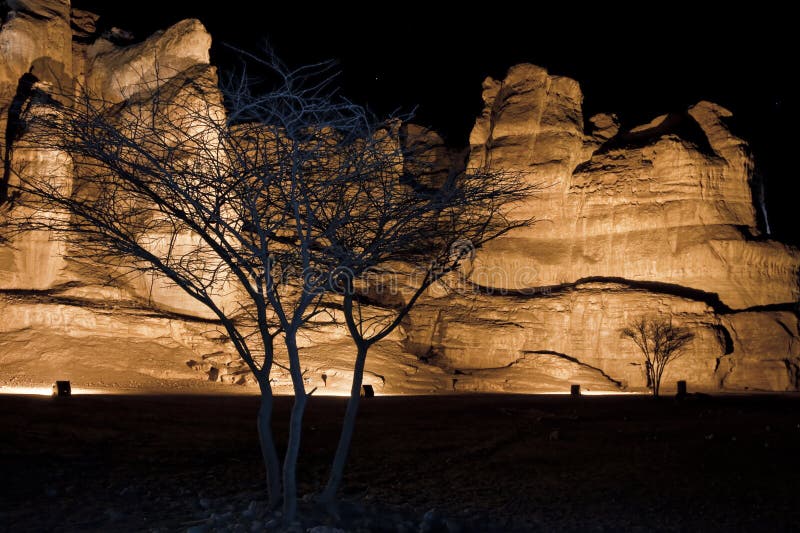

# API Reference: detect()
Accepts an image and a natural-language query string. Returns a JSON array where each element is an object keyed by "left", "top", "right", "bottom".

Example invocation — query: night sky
[{"left": 71, "top": 2, "right": 795, "bottom": 243}]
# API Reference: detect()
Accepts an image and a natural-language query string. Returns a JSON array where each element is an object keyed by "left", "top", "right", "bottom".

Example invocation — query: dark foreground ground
[{"left": 1, "top": 392, "right": 799, "bottom": 532}]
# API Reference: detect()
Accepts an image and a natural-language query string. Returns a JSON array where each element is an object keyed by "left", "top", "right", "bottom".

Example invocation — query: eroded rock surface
[
  {"left": 432, "top": 64, "right": 800, "bottom": 390},
  {"left": 0, "top": 7, "right": 797, "bottom": 393},
  {"left": 85, "top": 18, "right": 211, "bottom": 104},
  {"left": 468, "top": 65, "right": 798, "bottom": 310}
]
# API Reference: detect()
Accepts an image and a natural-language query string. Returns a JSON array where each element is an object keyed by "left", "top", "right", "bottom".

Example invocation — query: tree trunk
[
  {"left": 282, "top": 333, "right": 307, "bottom": 523},
  {"left": 653, "top": 370, "right": 660, "bottom": 397},
  {"left": 256, "top": 378, "right": 282, "bottom": 509},
  {"left": 282, "top": 393, "right": 306, "bottom": 522},
  {"left": 647, "top": 362, "right": 658, "bottom": 397},
  {"left": 319, "top": 342, "right": 368, "bottom": 506}
]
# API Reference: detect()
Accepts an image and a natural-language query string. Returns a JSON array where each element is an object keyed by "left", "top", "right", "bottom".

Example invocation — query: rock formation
[
  {"left": 410, "top": 64, "right": 800, "bottom": 392},
  {"left": 85, "top": 18, "right": 211, "bottom": 104},
  {"left": 0, "top": 2, "right": 798, "bottom": 394},
  {"left": 467, "top": 64, "right": 797, "bottom": 309},
  {"left": 1, "top": 1, "right": 73, "bottom": 291}
]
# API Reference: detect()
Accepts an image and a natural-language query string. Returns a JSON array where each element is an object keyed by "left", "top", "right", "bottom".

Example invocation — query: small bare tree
[
  {"left": 621, "top": 316, "right": 695, "bottom": 397},
  {"left": 6, "top": 52, "right": 535, "bottom": 522}
]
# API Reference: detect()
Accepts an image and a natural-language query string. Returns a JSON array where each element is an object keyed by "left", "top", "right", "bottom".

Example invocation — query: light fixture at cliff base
[{"left": 52, "top": 381, "right": 71, "bottom": 397}]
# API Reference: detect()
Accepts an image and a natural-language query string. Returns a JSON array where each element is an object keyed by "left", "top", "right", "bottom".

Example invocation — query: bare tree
[
  {"left": 621, "top": 316, "right": 695, "bottom": 397},
  {"left": 6, "top": 53, "right": 534, "bottom": 521},
  {"left": 315, "top": 167, "right": 532, "bottom": 508}
]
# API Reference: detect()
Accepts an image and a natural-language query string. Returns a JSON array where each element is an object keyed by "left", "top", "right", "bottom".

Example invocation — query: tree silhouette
[
  {"left": 621, "top": 316, "right": 695, "bottom": 397},
  {"left": 5, "top": 54, "right": 535, "bottom": 521}
]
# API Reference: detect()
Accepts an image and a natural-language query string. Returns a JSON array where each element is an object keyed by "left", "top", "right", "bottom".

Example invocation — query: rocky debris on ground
[{"left": 133, "top": 489, "right": 490, "bottom": 533}]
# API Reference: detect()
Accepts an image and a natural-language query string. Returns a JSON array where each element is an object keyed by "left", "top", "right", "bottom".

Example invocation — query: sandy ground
[{"left": 1, "top": 393, "right": 799, "bottom": 532}]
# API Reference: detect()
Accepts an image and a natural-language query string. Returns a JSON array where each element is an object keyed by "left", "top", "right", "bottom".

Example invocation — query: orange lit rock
[
  {"left": 297, "top": 274, "right": 793, "bottom": 394},
  {"left": 717, "top": 311, "right": 800, "bottom": 391},
  {"left": 1, "top": 0, "right": 73, "bottom": 146},
  {"left": 86, "top": 18, "right": 211, "bottom": 104},
  {"left": 469, "top": 65, "right": 799, "bottom": 310},
  {"left": 0, "top": 135, "right": 73, "bottom": 289},
  {"left": 420, "top": 64, "right": 800, "bottom": 391},
  {"left": 0, "top": 295, "right": 451, "bottom": 394},
  {"left": 0, "top": 10, "right": 224, "bottom": 317},
  {"left": 404, "top": 281, "right": 800, "bottom": 392},
  {"left": 0, "top": 12, "right": 797, "bottom": 393}
]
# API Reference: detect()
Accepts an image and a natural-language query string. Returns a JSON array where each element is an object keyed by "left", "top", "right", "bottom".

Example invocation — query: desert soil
[{"left": 1, "top": 393, "right": 799, "bottom": 532}]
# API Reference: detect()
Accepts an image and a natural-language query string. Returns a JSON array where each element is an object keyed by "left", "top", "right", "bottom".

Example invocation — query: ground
[{"left": 1, "top": 393, "right": 798, "bottom": 532}]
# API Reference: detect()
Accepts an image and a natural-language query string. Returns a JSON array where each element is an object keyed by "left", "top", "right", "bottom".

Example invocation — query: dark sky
[{"left": 72, "top": 2, "right": 795, "bottom": 243}]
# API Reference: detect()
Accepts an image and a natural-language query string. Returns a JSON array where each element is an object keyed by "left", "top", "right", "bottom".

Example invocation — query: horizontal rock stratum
[{"left": 1, "top": 1, "right": 798, "bottom": 393}]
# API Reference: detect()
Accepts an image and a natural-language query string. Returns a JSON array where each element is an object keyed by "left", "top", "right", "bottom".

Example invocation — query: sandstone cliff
[
  {"left": 468, "top": 64, "right": 797, "bottom": 310},
  {"left": 410, "top": 64, "right": 800, "bottom": 392},
  {"left": 0, "top": 2, "right": 797, "bottom": 394}
]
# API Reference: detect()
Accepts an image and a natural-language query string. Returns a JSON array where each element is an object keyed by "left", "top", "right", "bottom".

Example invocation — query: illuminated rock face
[
  {"left": 0, "top": 1, "right": 73, "bottom": 96},
  {"left": 0, "top": 8, "right": 797, "bottom": 392},
  {"left": 0, "top": 2, "right": 219, "bottom": 316},
  {"left": 411, "top": 64, "right": 800, "bottom": 391},
  {"left": 85, "top": 18, "right": 211, "bottom": 104},
  {"left": 0, "top": 0, "right": 75, "bottom": 291},
  {"left": 468, "top": 65, "right": 798, "bottom": 309},
  {"left": 405, "top": 283, "right": 800, "bottom": 392}
]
